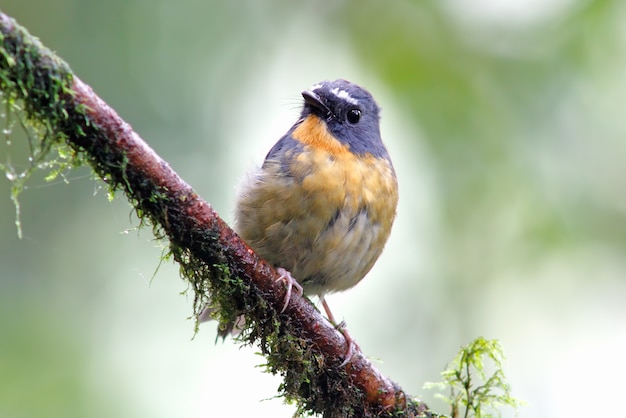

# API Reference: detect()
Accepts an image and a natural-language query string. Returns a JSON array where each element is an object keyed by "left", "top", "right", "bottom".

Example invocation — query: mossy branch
[{"left": 0, "top": 11, "right": 440, "bottom": 418}]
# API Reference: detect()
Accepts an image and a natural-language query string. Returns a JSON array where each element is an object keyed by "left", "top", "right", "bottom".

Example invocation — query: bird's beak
[{"left": 302, "top": 90, "right": 331, "bottom": 117}]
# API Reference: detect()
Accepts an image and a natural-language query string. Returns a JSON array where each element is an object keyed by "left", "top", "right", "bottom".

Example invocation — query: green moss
[{"left": 0, "top": 18, "right": 84, "bottom": 237}]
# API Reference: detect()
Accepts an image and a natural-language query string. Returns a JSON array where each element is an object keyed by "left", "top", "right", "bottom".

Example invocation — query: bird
[{"left": 206, "top": 79, "right": 398, "bottom": 363}]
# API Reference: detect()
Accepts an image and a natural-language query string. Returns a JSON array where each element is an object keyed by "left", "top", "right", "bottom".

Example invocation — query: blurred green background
[{"left": 1, "top": 0, "right": 625, "bottom": 417}]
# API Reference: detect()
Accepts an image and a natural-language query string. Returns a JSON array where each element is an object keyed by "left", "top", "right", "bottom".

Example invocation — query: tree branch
[{"left": 0, "top": 12, "right": 436, "bottom": 417}]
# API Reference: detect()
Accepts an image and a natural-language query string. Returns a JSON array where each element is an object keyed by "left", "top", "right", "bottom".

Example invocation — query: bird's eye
[{"left": 347, "top": 109, "right": 361, "bottom": 124}]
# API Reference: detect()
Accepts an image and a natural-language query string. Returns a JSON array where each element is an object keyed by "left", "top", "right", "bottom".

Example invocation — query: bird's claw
[
  {"left": 338, "top": 338, "right": 358, "bottom": 367},
  {"left": 336, "top": 321, "right": 360, "bottom": 367},
  {"left": 276, "top": 267, "right": 303, "bottom": 313}
]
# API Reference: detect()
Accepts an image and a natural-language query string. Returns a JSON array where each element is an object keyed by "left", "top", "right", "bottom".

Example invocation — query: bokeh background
[{"left": 1, "top": 1, "right": 625, "bottom": 417}]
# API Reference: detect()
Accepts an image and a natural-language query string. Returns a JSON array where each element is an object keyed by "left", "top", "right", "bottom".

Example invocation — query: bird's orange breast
[{"left": 290, "top": 115, "right": 397, "bottom": 226}]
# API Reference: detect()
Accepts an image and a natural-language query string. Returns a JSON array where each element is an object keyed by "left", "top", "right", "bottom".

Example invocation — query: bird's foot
[
  {"left": 336, "top": 320, "right": 360, "bottom": 367},
  {"left": 276, "top": 267, "right": 303, "bottom": 313},
  {"left": 321, "top": 298, "right": 361, "bottom": 366}
]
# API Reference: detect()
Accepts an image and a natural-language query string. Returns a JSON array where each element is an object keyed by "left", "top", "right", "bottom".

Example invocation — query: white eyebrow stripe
[
  {"left": 330, "top": 87, "right": 359, "bottom": 105},
  {"left": 310, "top": 83, "right": 323, "bottom": 91}
]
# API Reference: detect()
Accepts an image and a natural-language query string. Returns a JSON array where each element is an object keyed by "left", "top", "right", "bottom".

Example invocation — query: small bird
[{"left": 208, "top": 79, "right": 398, "bottom": 362}]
